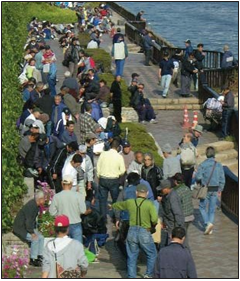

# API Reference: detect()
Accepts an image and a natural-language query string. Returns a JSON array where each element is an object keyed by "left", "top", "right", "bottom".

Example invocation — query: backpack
[
  {"left": 180, "top": 144, "right": 196, "bottom": 166},
  {"left": 89, "top": 57, "right": 96, "bottom": 69}
]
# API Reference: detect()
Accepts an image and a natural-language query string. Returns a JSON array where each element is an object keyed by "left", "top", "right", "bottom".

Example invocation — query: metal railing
[
  {"left": 221, "top": 166, "right": 238, "bottom": 223},
  {"left": 108, "top": 2, "right": 138, "bottom": 21}
]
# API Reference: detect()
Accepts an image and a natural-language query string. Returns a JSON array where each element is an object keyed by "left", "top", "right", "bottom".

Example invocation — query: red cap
[{"left": 54, "top": 215, "right": 69, "bottom": 227}]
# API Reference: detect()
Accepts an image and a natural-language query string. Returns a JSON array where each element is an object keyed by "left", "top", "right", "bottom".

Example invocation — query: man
[
  {"left": 51, "top": 94, "right": 67, "bottom": 128},
  {"left": 79, "top": 103, "right": 102, "bottom": 144},
  {"left": 42, "top": 215, "right": 88, "bottom": 278},
  {"left": 110, "top": 75, "right": 122, "bottom": 123},
  {"left": 62, "top": 70, "right": 80, "bottom": 93},
  {"left": 67, "top": 37, "right": 80, "bottom": 77},
  {"left": 97, "top": 139, "right": 126, "bottom": 220},
  {"left": 172, "top": 173, "right": 194, "bottom": 248},
  {"left": 120, "top": 141, "right": 135, "bottom": 170},
  {"left": 94, "top": 79, "right": 110, "bottom": 107},
  {"left": 143, "top": 31, "right": 154, "bottom": 66},
  {"left": 62, "top": 154, "right": 83, "bottom": 192},
  {"left": 85, "top": 133, "right": 97, "bottom": 165},
  {"left": 22, "top": 107, "right": 42, "bottom": 136},
  {"left": 221, "top": 45, "right": 238, "bottom": 69},
  {"left": 159, "top": 51, "right": 174, "bottom": 98},
  {"left": 184, "top": 39, "right": 193, "bottom": 59},
  {"left": 112, "top": 27, "right": 125, "bottom": 44},
  {"left": 19, "top": 132, "right": 39, "bottom": 160},
  {"left": 157, "top": 179, "right": 185, "bottom": 246},
  {"left": 49, "top": 175, "right": 86, "bottom": 243},
  {"left": 35, "top": 89, "right": 54, "bottom": 118},
  {"left": 194, "top": 43, "right": 206, "bottom": 90},
  {"left": 181, "top": 52, "right": 198, "bottom": 97},
  {"left": 154, "top": 227, "right": 197, "bottom": 278},
  {"left": 111, "top": 184, "right": 158, "bottom": 278},
  {"left": 195, "top": 147, "right": 225, "bottom": 235},
  {"left": 128, "top": 78, "right": 138, "bottom": 103},
  {"left": 61, "top": 86, "right": 80, "bottom": 121},
  {"left": 50, "top": 141, "right": 79, "bottom": 193},
  {"left": 35, "top": 45, "right": 45, "bottom": 73},
  {"left": 191, "top": 124, "right": 203, "bottom": 147},
  {"left": 61, "top": 120, "right": 77, "bottom": 145},
  {"left": 162, "top": 143, "right": 181, "bottom": 179},
  {"left": 13, "top": 190, "right": 45, "bottom": 267},
  {"left": 127, "top": 151, "right": 144, "bottom": 175},
  {"left": 30, "top": 82, "right": 44, "bottom": 103},
  {"left": 53, "top": 107, "right": 73, "bottom": 139},
  {"left": 219, "top": 86, "right": 235, "bottom": 140},
  {"left": 136, "top": 10, "right": 146, "bottom": 21},
  {"left": 112, "top": 35, "right": 128, "bottom": 77}
]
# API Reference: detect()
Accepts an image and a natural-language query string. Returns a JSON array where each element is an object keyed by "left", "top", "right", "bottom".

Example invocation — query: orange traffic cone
[
  {"left": 192, "top": 111, "right": 198, "bottom": 128},
  {"left": 182, "top": 105, "right": 190, "bottom": 128}
]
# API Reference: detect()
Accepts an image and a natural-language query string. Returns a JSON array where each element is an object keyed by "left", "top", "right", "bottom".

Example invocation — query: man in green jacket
[{"left": 111, "top": 184, "right": 158, "bottom": 278}]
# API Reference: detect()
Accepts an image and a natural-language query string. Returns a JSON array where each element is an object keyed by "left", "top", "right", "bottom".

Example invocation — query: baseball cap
[
  {"left": 158, "top": 179, "right": 171, "bottom": 190},
  {"left": 184, "top": 39, "right": 191, "bottom": 44},
  {"left": 54, "top": 215, "right": 70, "bottom": 227},
  {"left": 78, "top": 144, "right": 87, "bottom": 153},
  {"left": 131, "top": 73, "right": 139, "bottom": 79},
  {"left": 136, "top": 184, "right": 148, "bottom": 193},
  {"left": 62, "top": 108, "right": 71, "bottom": 115},
  {"left": 86, "top": 132, "right": 97, "bottom": 140},
  {"left": 122, "top": 140, "right": 130, "bottom": 148},
  {"left": 162, "top": 143, "right": 172, "bottom": 153},
  {"left": 38, "top": 133, "right": 47, "bottom": 145},
  {"left": 62, "top": 174, "right": 74, "bottom": 184}
]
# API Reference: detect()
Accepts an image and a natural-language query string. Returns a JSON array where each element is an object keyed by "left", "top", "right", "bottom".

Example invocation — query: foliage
[
  {"left": 83, "top": 2, "right": 104, "bottom": 9},
  {"left": 120, "top": 123, "right": 163, "bottom": 167},
  {"left": 2, "top": 246, "right": 29, "bottom": 278},
  {"left": 79, "top": 32, "right": 91, "bottom": 48},
  {"left": 87, "top": 49, "right": 112, "bottom": 73},
  {"left": 99, "top": 73, "right": 131, "bottom": 107}
]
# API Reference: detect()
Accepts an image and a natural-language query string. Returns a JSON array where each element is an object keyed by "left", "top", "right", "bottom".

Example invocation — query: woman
[{"left": 141, "top": 152, "right": 163, "bottom": 212}]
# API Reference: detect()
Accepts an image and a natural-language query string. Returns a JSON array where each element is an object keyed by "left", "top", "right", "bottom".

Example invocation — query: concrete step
[
  {"left": 221, "top": 158, "right": 239, "bottom": 171},
  {"left": 197, "top": 149, "right": 238, "bottom": 164},
  {"left": 153, "top": 104, "right": 202, "bottom": 110},
  {"left": 196, "top": 141, "right": 235, "bottom": 156},
  {"left": 231, "top": 168, "right": 238, "bottom": 177},
  {"left": 149, "top": 97, "right": 202, "bottom": 105}
]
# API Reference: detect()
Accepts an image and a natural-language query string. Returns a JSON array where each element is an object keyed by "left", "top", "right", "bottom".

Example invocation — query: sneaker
[
  {"left": 27, "top": 168, "right": 39, "bottom": 178},
  {"left": 140, "top": 121, "right": 147, "bottom": 124},
  {"left": 29, "top": 259, "right": 42, "bottom": 267},
  {"left": 149, "top": 119, "right": 158, "bottom": 124},
  {"left": 144, "top": 275, "right": 152, "bottom": 278},
  {"left": 204, "top": 223, "right": 213, "bottom": 235},
  {"left": 209, "top": 230, "right": 213, "bottom": 235},
  {"left": 162, "top": 95, "right": 167, "bottom": 99}
]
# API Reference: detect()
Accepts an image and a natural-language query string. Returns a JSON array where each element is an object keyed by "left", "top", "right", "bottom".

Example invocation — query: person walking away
[
  {"left": 195, "top": 147, "right": 225, "bottom": 235},
  {"left": 172, "top": 173, "right": 194, "bottom": 248},
  {"left": 143, "top": 31, "right": 154, "bottom": 66},
  {"left": 179, "top": 133, "right": 197, "bottom": 188},
  {"left": 67, "top": 37, "right": 80, "bottom": 77},
  {"left": 162, "top": 143, "right": 181, "bottom": 180},
  {"left": 111, "top": 184, "right": 158, "bottom": 278},
  {"left": 157, "top": 180, "right": 185, "bottom": 247},
  {"left": 159, "top": 51, "right": 174, "bottom": 98},
  {"left": 181, "top": 52, "right": 198, "bottom": 97},
  {"left": 49, "top": 175, "right": 86, "bottom": 243},
  {"left": 13, "top": 190, "right": 45, "bottom": 267},
  {"left": 97, "top": 139, "right": 126, "bottom": 221},
  {"left": 42, "top": 215, "right": 88, "bottom": 278},
  {"left": 219, "top": 86, "right": 235, "bottom": 140},
  {"left": 112, "top": 35, "right": 128, "bottom": 77},
  {"left": 154, "top": 227, "right": 197, "bottom": 278},
  {"left": 110, "top": 75, "right": 122, "bottom": 123},
  {"left": 184, "top": 39, "right": 193, "bottom": 59},
  {"left": 194, "top": 43, "right": 206, "bottom": 90}
]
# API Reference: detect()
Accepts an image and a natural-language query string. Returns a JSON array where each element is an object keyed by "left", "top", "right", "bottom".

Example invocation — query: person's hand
[
  {"left": 218, "top": 191, "right": 222, "bottom": 197},
  {"left": 38, "top": 168, "right": 43, "bottom": 174},
  {"left": 52, "top": 174, "right": 57, "bottom": 180},
  {"left": 157, "top": 196, "right": 162, "bottom": 202},
  {"left": 91, "top": 198, "right": 96, "bottom": 206},
  {"left": 87, "top": 182, "right": 92, "bottom": 190},
  {"left": 115, "top": 220, "right": 120, "bottom": 230},
  {"left": 31, "top": 233, "right": 38, "bottom": 240},
  {"left": 193, "top": 69, "right": 198, "bottom": 73},
  {"left": 108, "top": 204, "right": 112, "bottom": 210},
  {"left": 75, "top": 114, "right": 79, "bottom": 120}
]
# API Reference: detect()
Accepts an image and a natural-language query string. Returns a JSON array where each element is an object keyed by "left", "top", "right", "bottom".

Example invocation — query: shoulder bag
[{"left": 192, "top": 161, "right": 217, "bottom": 200}]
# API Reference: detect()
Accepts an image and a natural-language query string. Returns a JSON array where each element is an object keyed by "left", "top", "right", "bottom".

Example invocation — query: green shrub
[
  {"left": 86, "top": 49, "right": 112, "bottom": 73},
  {"left": 98, "top": 73, "right": 131, "bottom": 107},
  {"left": 120, "top": 123, "right": 163, "bottom": 167},
  {"left": 79, "top": 32, "right": 91, "bottom": 48}
]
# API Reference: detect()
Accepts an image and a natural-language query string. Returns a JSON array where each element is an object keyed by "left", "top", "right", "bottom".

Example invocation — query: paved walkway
[{"left": 26, "top": 13, "right": 238, "bottom": 279}]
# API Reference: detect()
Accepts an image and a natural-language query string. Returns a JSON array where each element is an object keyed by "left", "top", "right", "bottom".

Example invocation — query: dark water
[{"left": 118, "top": 1, "right": 238, "bottom": 57}]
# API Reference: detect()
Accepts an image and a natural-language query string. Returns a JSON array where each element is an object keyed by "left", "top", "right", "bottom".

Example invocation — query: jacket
[
  {"left": 50, "top": 147, "right": 68, "bottom": 175},
  {"left": 63, "top": 93, "right": 80, "bottom": 116},
  {"left": 154, "top": 242, "right": 197, "bottom": 278},
  {"left": 110, "top": 81, "right": 122, "bottom": 100},
  {"left": 51, "top": 102, "right": 67, "bottom": 125},
  {"left": 195, "top": 157, "right": 225, "bottom": 192},
  {"left": 141, "top": 165, "right": 163, "bottom": 199},
  {"left": 161, "top": 189, "right": 185, "bottom": 231},
  {"left": 181, "top": 58, "right": 196, "bottom": 77},
  {"left": 111, "top": 41, "right": 128, "bottom": 60},
  {"left": 143, "top": 35, "right": 154, "bottom": 50},
  {"left": 13, "top": 199, "right": 39, "bottom": 241},
  {"left": 184, "top": 45, "right": 193, "bottom": 59},
  {"left": 174, "top": 184, "right": 194, "bottom": 219},
  {"left": 221, "top": 51, "right": 237, "bottom": 69},
  {"left": 35, "top": 95, "right": 54, "bottom": 117},
  {"left": 194, "top": 50, "right": 205, "bottom": 70},
  {"left": 62, "top": 77, "right": 79, "bottom": 93}
]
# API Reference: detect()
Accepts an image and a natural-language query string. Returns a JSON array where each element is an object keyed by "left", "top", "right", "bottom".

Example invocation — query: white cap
[{"left": 62, "top": 175, "right": 73, "bottom": 184}]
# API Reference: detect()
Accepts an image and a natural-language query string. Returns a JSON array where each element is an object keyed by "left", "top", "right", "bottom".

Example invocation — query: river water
[{"left": 117, "top": 1, "right": 238, "bottom": 57}]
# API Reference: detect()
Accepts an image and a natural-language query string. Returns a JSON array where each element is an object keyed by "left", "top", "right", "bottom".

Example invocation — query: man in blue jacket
[
  {"left": 221, "top": 45, "right": 238, "bottom": 69},
  {"left": 184, "top": 39, "right": 193, "bottom": 59},
  {"left": 154, "top": 226, "right": 197, "bottom": 278}
]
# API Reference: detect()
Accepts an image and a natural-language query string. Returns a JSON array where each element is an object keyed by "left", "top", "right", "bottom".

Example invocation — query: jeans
[
  {"left": 45, "top": 121, "right": 53, "bottom": 137},
  {"left": 161, "top": 74, "right": 172, "bottom": 97},
  {"left": 199, "top": 191, "right": 218, "bottom": 226},
  {"left": 126, "top": 226, "right": 157, "bottom": 278},
  {"left": 69, "top": 222, "right": 83, "bottom": 243},
  {"left": 98, "top": 177, "right": 120, "bottom": 220},
  {"left": 26, "top": 229, "right": 44, "bottom": 259},
  {"left": 115, "top": 59, "right": 125, "bottom": 77},
  {"left": 47, "top": 75, "right": 57, "bottom": 97},
  {"left": 221, "top": 109, "right": 233, "bottom": 138}
]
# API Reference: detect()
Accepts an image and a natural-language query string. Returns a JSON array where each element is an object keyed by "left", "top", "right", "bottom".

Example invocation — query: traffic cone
[
  {"left": 182, "top": 105, "right": 190, "bottom": 128},
  {"left": 192, "top": 111, "right": 198, "bottom": 129}
]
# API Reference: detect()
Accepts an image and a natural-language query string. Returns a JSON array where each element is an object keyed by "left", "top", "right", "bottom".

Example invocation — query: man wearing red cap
[{"left": 42, "top": 215, "right": 88, "bottom": 278}]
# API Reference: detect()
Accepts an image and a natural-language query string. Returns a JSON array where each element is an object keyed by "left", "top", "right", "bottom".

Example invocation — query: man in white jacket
[{"left": 111, "top": 36, "right": 128, "bottom": 77}]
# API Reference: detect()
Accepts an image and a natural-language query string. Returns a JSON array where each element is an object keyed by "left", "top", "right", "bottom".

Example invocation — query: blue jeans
[
  {"left": 69, "top": 223, "right": 83, "bottom": 244},
  {"left": 98, "top": 177, "right": 120, "bottom": 220},
  {"left": 115, "top": 59, "right": 125, "bottom": 77},
  {"left": 199, "top": 191, "right": 218, "bottom": 226},
  {"left": 47, "top": 75, "right": 57, "bottom": 97},
  {"left": 221, "top": 109, "right": 233, "bottom": 138},
  {"left": 161, "top": 74, "right": 172, "bottom": 97},
  {"left": 126, "top": 226, "right": 157, "bottom": 278},
  {"left": 26, "top": 229, "right": 44, "bottom": 259}
]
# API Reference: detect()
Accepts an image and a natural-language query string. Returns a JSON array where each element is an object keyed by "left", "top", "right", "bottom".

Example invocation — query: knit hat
[
  {"left": 162, "top": 143, "right": 172, "bottom": 153},
  {"left": 54, "top": 215, "right": 70, "bottom": 227}
]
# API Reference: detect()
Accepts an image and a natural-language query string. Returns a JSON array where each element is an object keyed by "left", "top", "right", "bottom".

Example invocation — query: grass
[{"left": 120, "top": 123, "right": 163, "bottom": 167}]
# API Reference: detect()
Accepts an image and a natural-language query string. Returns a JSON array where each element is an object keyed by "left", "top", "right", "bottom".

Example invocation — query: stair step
[
  {"left": 153, "top": 104, "right": 202, "bottom": 110},
  {"left": 222, "top": 158, "right": 239, "bottom": 171},
  {"left": 149, "top": 98, "right": 202, "bottom": 105},
  {"left": 197, "top": 149, "right": 238, "bottom": 164},
  {"left": 196, "top": 141, "right": 235, "bottom": 156},
  {"left": 231, "top": 169, "right": 238, "bottom": 177}
]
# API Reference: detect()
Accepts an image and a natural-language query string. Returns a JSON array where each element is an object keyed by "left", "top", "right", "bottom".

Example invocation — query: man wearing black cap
[
  {"left": 193, "top": 43, "right": 206, "bottom": 90},
  {"left": 184, "top": 39, "right": 193, "bottom": 59},
  {"left": 120, "top": 141, "right": 135, "bottom": 170},
  {"left": 53, "top": 107, "right": 72, "bottom": 139},
  {"left": 111, "top": 184, "right": 158, "bottom": 278},
  {"left": 159, "top": 52, "right": 174, "bottom": 98}
]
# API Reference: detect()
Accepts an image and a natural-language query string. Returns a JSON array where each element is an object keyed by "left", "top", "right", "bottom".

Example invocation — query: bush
[
  {"left": 120, "top": 123, "right": 163, "bottom": 167},
  {"left": 79, "top": 32, "right": 91, "bottom": 48},
  {"left": 98, "top": 73, "right": 131, "bottom": 107},
  {"left": 86, "top": 49, "right": 112, "bottom": 73}
]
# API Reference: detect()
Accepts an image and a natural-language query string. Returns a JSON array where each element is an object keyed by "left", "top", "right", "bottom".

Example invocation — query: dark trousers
[
  {"left": 136, "top": 105, "right": 155, "bottom": 122},
  {"left": 145, "top": 49, "right": 152, "bottom": 65},
  {"left": 181, "top": 75, "right": 191, "bottom": 96},
  {"left": 221, "top": 109, "right": 233, "bottom": 138},
  {"left": 184, "top": 221, "right": 192, "bottom": 249},
  {"left": 182, "top": 167, "right": 194, "bottom": 188},
  {"left": 112, "top": 99, "right": 122, "bottom": 123},
  {"left": 98, "top": 177, "right": 120, "bottom": 220}
]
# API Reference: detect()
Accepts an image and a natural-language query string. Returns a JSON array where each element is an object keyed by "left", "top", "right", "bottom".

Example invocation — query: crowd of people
[{"left": 10, "top": 3, "right": 232, "bottom": 279}]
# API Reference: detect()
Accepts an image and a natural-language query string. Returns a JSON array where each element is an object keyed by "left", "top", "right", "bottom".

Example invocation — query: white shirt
[{"left": 62, "top": 161, "right": 78, "bottom": 187}]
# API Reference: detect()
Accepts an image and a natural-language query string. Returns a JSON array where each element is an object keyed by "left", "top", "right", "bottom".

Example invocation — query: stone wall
[{"left": 102, "top": 107, "right": 139, "bottom": 123}]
